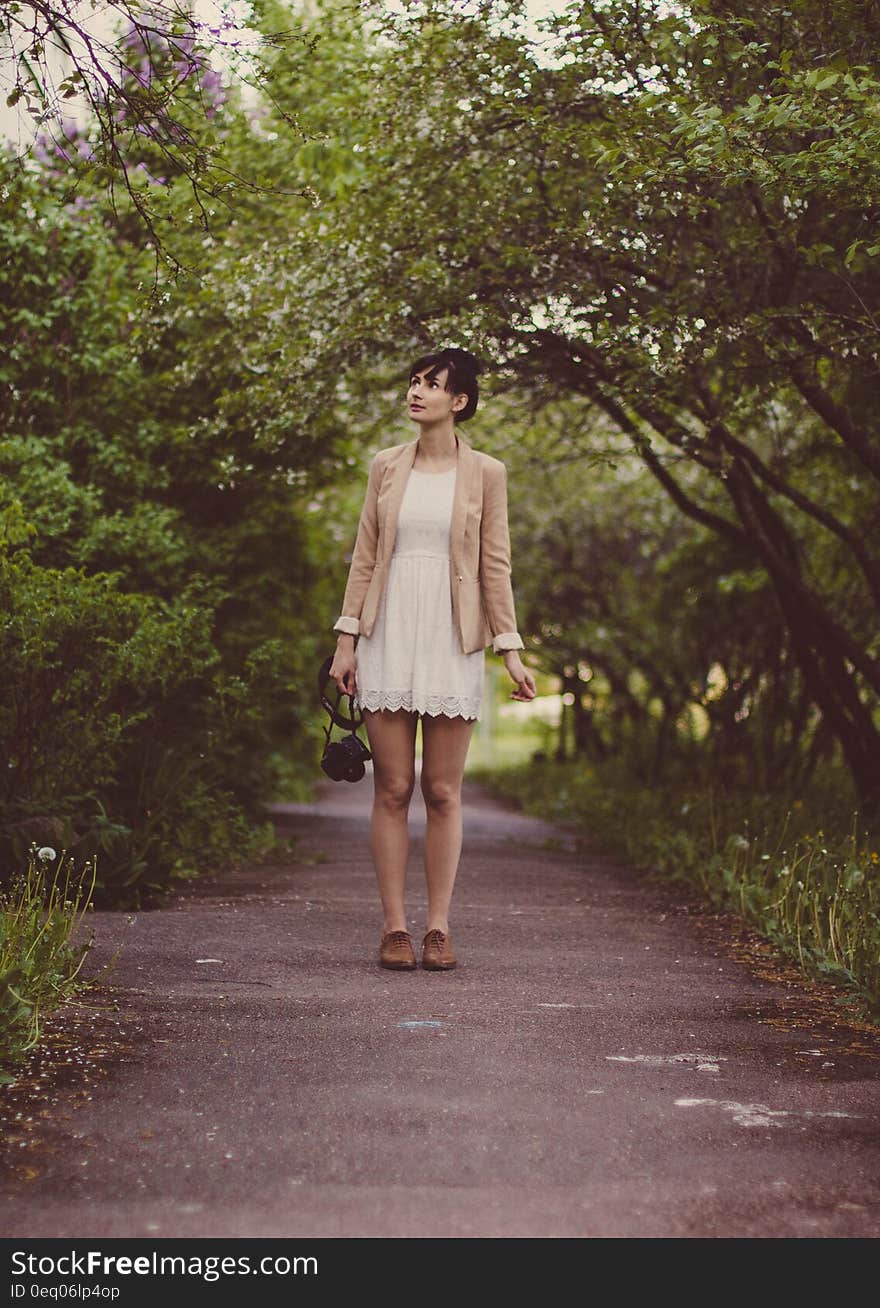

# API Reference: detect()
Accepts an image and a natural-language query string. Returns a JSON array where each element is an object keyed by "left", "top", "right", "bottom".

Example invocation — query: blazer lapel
[
  {"left": 379, "top": 434, "right": 476, "bottom": 564},
  {"left": 448, "top": 436, "right": 477, "bottom": 569},
  {"left": 378, "top": 439, "right": 418, "bottom": 563}
]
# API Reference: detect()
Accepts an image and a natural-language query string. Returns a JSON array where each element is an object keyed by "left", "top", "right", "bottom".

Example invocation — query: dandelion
[{"left": 36, "top": 846, "right": 56, "bottom": 862}]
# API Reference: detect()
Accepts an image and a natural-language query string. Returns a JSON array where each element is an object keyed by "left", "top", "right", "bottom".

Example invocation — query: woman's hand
[
  {"left": 502, "top": 650, "right": 537, "bottom": 702},
  {"left": 330, "top": 634, "right": 358, "bottom": 697}
]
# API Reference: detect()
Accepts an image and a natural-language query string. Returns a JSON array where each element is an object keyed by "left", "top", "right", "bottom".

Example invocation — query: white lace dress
[{"left": 355, "top": 466, "right": 485, "bottom": 720}]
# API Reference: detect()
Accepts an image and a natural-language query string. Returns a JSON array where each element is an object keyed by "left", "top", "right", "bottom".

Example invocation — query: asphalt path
[{"left": 1, "top": 770, "right": 879, "bottom": 1238}]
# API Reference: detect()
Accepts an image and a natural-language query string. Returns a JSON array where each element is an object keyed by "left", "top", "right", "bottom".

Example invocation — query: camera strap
[
  {"left": 321, "top": 686, "right": 361, "bottom": 752},
  {"left": 318, "top": 655, "right": 368, "bottom": 747},
  {"left": 318, "top": 656, "right": 365, "bottom": 730}
]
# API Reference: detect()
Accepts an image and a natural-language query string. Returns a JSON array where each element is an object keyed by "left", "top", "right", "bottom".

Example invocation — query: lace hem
[{"left": 357, "top": 689, "right": 480, "bottom": 720}]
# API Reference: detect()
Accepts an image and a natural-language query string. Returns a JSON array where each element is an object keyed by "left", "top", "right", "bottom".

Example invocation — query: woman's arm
[
  {"left": 479, "top": 460, "right": 525, "bottom": 654},
  {"left": 480, "top": 459, "right": 536, "bottom": 702}
]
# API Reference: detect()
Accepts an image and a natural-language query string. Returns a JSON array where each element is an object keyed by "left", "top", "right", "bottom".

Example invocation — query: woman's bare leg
[
  {"left": 362, "top": 707, "right": 419, "bottom": 932},
  {"left": 419, "top": 713, "right": 476, "bottom": 934}
]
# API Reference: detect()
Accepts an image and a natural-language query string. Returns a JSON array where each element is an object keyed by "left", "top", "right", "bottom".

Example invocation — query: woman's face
[{"left": 407, "top": 366, "right": 467, "bottom": 426}]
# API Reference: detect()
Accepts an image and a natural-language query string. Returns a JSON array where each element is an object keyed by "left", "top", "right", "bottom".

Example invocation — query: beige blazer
[{"left": 333, "top": 434, "right": 524, "bottom": 655}]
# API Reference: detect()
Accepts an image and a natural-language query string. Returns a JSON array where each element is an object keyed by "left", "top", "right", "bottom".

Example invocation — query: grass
[{"left": 0, "top": 848, "right": 98, "bottom": 1080}]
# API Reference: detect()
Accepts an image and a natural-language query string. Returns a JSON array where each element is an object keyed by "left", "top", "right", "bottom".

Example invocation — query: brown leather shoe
[
  {"left": 422, "top": 929, "right": 457, "bottom": 970},
  {"left": 380, "top": 930, "right": 417, "bottom": 970}
]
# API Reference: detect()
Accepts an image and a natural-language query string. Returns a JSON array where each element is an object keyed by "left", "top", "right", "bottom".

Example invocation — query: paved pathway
[{"left": 1, "top": 773, "right": 879, "bottom": 1237}]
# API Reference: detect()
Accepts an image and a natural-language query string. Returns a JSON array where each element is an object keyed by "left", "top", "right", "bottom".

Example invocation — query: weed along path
[{"left": 1, "top": 775, "right": 879, "bottom": 1238}]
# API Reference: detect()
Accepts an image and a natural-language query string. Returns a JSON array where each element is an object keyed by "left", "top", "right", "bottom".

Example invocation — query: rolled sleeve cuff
[
  {"left": 492, "top": 631, "right": 524, "bottom": 653},
  {"left": 333, "top": 615, "right": 360, "bottom": 636}
]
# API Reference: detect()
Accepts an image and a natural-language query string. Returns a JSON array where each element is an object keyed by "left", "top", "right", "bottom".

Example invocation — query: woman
[{"left": 329, "top": 347, "right": 537, "bottom": 972}]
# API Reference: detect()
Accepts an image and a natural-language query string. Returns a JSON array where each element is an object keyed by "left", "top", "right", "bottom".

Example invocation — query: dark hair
[{"left": 408, "top": 347, "right": 484, "bottom": 423}]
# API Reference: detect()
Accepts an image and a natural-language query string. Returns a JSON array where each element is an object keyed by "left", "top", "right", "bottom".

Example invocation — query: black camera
[{"left": 321, "top": 732, "right": 373, "bottom": 783}]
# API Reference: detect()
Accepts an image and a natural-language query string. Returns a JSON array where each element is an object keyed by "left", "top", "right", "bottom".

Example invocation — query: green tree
[
  {"left": 0, "top": 79, "right": 336, "bottom": 897},
  {"left": 1, "top": 0, "right": 317, "bottom": 281},
  {"left": 251, "top": 0, "right": 880, "bottom": 811}
]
